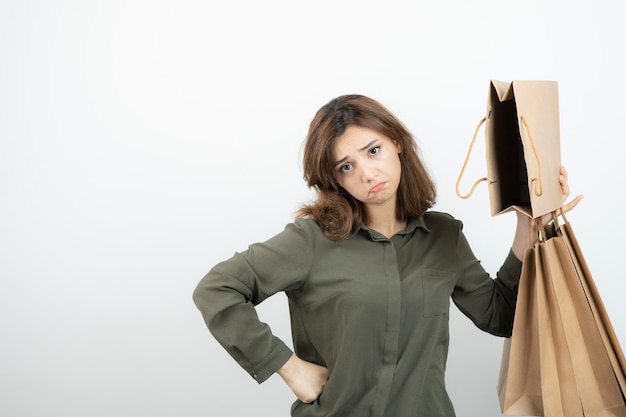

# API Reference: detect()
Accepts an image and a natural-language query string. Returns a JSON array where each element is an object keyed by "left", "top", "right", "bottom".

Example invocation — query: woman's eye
[
  {"left": 340, "top": 163, "right": 353, "bottom": 173},
  {"left": 369, "top": 146, "right": 380, "bottom": 155}
]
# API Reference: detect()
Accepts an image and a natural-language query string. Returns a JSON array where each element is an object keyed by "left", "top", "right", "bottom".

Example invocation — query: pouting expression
[{"left": 332, "top": 125, "right": 402, "bottom": 210}]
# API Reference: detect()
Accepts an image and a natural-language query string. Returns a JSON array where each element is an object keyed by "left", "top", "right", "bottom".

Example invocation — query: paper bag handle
[
  {"left": 536, "top": 209, "right": 568, "bottom": 242},
  {"left": 455, "top": 115, "right": 545, "bottom": 200},
  {"left": 519, "top": 116, "right": 544, "bottom": 197},
  {"left": 455, "top": 116, "right": 487, "bottom": 199}
]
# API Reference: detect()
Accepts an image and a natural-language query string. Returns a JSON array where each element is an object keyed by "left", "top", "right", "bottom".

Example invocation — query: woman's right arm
[{"left": 192, "top": 220, "right": 315, "bottom": 384}]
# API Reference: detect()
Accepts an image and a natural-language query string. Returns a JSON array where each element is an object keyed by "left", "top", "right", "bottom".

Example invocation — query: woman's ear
[{"left": 393, "top": 140, "right": 402, "bottom": 153}]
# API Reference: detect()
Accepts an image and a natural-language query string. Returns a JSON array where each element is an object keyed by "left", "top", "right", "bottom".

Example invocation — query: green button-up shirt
[{"left": 193, "top": 211, "right": 522, "bottom": 417}]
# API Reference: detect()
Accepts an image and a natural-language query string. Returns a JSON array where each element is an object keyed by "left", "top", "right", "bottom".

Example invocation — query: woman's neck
[{"left": 365, "top": 204, "right": 406, "bottom": 238}]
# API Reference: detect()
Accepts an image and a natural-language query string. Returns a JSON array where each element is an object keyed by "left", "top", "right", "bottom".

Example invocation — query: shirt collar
[
  {"left": 405, "top": 215, "right": 431, "bottom": 234},
  {"left": 351, "top": 213, "right": 431, "bottom": 240}
]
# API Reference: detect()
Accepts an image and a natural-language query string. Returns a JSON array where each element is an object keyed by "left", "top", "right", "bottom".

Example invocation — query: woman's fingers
[
  {"left": 559, "top": 166, "right": 571, "bottom": 198},
  {"left": 561, "top": 194, "right": 584, "bottom": 215}
]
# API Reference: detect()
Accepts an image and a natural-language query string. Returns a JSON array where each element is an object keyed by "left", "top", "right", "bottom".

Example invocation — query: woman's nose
[{"left": 359, "top": 164, "right": 377, "bottom": 182}]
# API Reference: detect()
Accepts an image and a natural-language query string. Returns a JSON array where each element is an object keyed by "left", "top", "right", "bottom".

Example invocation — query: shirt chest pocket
[{"left": 420, "top": 269, "right": 456, "bottom": 317}]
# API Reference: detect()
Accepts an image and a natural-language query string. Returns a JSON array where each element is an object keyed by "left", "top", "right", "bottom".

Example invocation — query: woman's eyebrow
[{"left": 333, "top": 140, "right": 378, "bottom": 167}]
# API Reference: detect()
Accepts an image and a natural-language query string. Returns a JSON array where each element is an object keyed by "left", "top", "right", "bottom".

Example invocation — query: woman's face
[{"left": 331, "top": 125, "right": 402, "bottom": 210}]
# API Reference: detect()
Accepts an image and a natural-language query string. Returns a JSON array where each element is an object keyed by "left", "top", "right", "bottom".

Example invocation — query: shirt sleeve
[
  {"left": 451, "top": 220, "right": 523, "bottom": 337},
  {"left": 192, "top": 219, "right": 314, "bottom": 383}
]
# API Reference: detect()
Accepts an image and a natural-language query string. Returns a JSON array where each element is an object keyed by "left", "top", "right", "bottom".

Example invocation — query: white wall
[{"left": 1, "top": 1, "right": 624, "bottom": 416}]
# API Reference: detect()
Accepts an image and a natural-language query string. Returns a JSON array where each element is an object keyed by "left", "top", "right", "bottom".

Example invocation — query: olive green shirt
[{"left": 193, "top": 211, "right": 522, "bottom": 417}]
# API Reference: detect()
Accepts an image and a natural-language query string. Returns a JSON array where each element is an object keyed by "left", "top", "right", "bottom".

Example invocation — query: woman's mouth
[{"left": 370, "top": 182, "right": 385, "bottom": 194}]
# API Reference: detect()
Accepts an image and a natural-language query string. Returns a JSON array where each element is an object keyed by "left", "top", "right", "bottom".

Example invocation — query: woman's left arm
[{"left": 511, "top": 166, "right": 584, "bottom": 260}]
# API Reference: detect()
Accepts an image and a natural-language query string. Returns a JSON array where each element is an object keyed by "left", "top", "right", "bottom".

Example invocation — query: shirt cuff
[{"left": 249, "top": 342, "right": 294, "bottom": 384}]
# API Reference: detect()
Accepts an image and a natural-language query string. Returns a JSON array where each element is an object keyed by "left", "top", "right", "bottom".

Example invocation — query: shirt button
[{"left": 253, "top": 374, "right": 258, "bottom": 379}]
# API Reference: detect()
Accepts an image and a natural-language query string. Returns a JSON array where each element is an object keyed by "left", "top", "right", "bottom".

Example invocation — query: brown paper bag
[
  {"left": 541, "top": 229, "right": 626, "bottom": 417},
  {"left": 535, "top": 238, "right": 583, "bottom": 417},
  {"left": 498, "top": 247, "right": 544, "bottom": 416},
  {"left": 456, "top": 80, "right": 565, "bottom": 219},
  {"left": 560, "top": 217, "right": 626, "bottom": 396},
  {"left": 498, "top": 236, "right": 584, "bottom": 417},
  {"left": 499, "top": 214, "right": 626, "bottom": 417},
  {"left": 555, "top": 216, "right": 626, "bottom": 416}
]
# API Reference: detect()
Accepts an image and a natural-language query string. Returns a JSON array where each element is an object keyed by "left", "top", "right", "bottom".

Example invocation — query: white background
[{"left": 1, "top": 1, "right": 624, "bottom": 416}]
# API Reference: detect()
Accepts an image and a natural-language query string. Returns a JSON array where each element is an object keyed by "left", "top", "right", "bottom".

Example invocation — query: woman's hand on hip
[{"left": 277, "top": 354, "right": 329, "bottom": 403}]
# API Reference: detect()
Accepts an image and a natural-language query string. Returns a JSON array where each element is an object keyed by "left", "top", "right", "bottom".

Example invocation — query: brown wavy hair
[{"left": 297, "top": 95, "right": 436, "bottom": 241}]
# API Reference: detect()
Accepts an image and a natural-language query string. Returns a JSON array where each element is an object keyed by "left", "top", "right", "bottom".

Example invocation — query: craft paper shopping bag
[
  {"left": 498, "top": 247, "right": 544, "bottom": 416},
  {"left": 457, "top": 80, "right": 565, "bottom": 218},
  {"left": 560, "top": 218, "right": 626, "bottom": 395}
]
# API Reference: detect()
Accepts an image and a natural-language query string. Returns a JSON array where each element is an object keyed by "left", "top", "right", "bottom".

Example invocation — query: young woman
[{"left": 193, "top": 94, "right": 581, "bottom": 417}]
